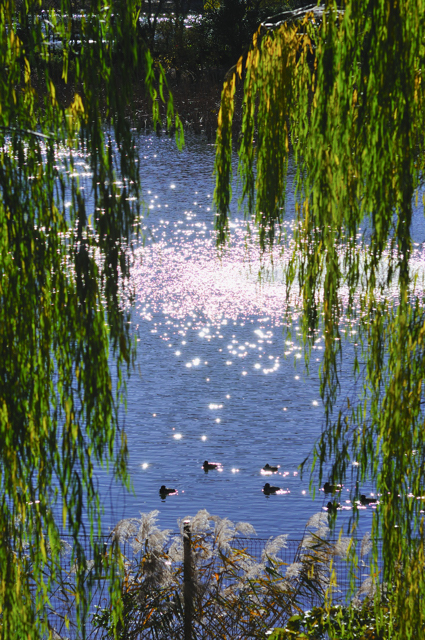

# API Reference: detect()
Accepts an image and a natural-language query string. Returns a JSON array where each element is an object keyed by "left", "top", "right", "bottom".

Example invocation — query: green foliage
[
  {"left": 0, "top": 1, "right": 181, "bottom": 638},
  {"left": 269, "top": 601, "right": 397, "bottom": 639},
  {"left": 213, "top": 0, "right": 425, "bottom": 637}
]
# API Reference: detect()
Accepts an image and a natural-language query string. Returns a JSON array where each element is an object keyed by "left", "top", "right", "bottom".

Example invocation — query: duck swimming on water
[
  {"left": 323, "top": 482, "right": 341, "bottom": 493},
  {"left": 159, "top": 485, "right": 176, "bottom": 496},
  {"left": 326, "top": 501, "right": 340, "bottom": 513},
  {"left": 360, "top": 494, "right": 377, "bottom": 506},
  {"left": 203, "top": 460, "right": 220, "bottom": 471},
  {"left": 263, "top": 483, "right": 280, "bottom": 494},
  {"left": 263, "top": 464, "right": 279, "bottom": 473}
]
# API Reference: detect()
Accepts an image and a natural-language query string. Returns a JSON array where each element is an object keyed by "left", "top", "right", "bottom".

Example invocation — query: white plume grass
[
  {"left": 360, "top": 531, "right": 372, "bottom": 559},
  {"left": 101, "top": 508, "right": 380, "bottom": 638},
  {"left": 285, "top": 562, "right": 302, "bottom": 579},
  {"left": 333, "top": 537, "right": 352, "bottom": 559},
  {"left": 306, "top": 512, "right": 328, "bottom": 529},
  {"left": 261, "top": 535, "right": 288, "bottom": 563}
]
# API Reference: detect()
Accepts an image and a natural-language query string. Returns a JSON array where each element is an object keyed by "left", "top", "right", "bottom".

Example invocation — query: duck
[
  {"left": 326, "top": 501, "right": 340, "bottom": 512},
  {"left": 323, "top": 482, "right": 341, "bottom": 493},
  {"left": 360, "top": 494, "right": 377, "bottom": 506},
  {"left": 203, "top": 460, "right": 220, "bottom": 471},
  {"left": 263, "top": 463, "right": 279, "bottom": 472},
  {"left": 263, "top": 482, "right": 280, "bottom": 494},
  {"left": 159, "top": 485, "right": 176, "bottom": 496}
]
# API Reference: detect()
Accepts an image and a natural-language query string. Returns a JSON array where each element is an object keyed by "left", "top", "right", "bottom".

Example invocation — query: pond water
[{"left": 92, "top": 131, "right": 425, "bottom": 540}]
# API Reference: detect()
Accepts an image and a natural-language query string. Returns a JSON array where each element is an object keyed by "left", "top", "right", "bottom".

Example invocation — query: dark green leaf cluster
[
  {"left": 0, "top": 1, "right": 181, "bottom": 638},
  {"left": 269, "top": 600, "right": 398, "bottom": 639}
]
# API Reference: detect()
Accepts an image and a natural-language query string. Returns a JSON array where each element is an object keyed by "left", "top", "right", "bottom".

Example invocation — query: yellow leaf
[
  {"left": 236, "top": 55, "right": 243, "bottom": 79},
  {"left": 24, "top": 57, "right": 30, "bottom": 84}
]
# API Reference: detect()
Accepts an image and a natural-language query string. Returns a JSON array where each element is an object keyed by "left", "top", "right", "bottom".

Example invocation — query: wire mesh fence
[
  {"left": 41, "top": 535, "right": 111, "bottom": 640},
  {"left": 231, "top": 536, "right": 378, "bottom": 609},
  {"left": 45, "top": 531, "right": 381, "bottom": 639}
]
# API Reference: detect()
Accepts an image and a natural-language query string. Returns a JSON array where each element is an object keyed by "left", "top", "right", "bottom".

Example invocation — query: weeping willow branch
[
  {"left": 0, "top": 1, "right": 183, "bottom": 638},
  {"left": 214, "top": 0, "right": 425, "bottom": 637}
]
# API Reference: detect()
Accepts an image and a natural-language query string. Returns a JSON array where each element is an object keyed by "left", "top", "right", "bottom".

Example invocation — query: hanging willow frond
[
  {"left": 0, "top": 1, "right": 182, "bottom": 637},
  {"left": 214, "top": 0, "right": 425, "bottom": 636}
]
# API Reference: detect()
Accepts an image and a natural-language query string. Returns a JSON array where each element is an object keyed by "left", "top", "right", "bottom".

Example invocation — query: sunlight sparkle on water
[
  {"left": 130, "top": 194, "right": 425, "bottom": 355},
  {"left": 131, "top": 214, "right": 302, "bottom": 332}
]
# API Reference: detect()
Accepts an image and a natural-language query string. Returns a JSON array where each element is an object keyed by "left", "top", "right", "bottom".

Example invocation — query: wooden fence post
[{"left": 183, "top": 520, "right": 193, "bottom": 640}]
